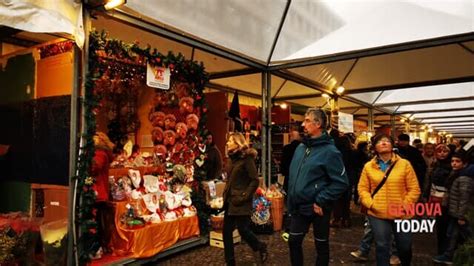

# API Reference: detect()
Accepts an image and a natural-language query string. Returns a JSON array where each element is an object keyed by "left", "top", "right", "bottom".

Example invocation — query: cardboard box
[
  {"left": 202, "top": 181, "right": 226, "bottom": 203},
  {"left": 210, "top": 230, "right": 240, "bottom": 248}
]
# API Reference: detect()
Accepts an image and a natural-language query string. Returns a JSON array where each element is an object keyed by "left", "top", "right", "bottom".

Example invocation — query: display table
[{"left": 109, "top": 201, "right": 200, "bottom": 258}]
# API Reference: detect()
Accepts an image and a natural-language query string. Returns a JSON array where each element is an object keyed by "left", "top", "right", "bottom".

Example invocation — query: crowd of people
[
  {"left": 275, "top": 108, "right": 473, "bottom": 266},
  {"left": 90, "top": 107, "right": 472, "bottom": 265}
]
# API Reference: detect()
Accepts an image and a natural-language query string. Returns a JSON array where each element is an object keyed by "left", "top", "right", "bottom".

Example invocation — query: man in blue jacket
[{"left": 287, "top": 107, "right": 349, "bottom": 266}]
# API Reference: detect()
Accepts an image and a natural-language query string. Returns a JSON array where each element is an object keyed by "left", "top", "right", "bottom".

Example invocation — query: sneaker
[
  {"left": 432, "top": 254, "right": 453, "bottom": 265},
  {"left": 281, "top": 232, "right": 289, "bottom": 242},
  {"left": 350, "top": 250, "right": 368, "bottom": 261},
  {"left": 390, "top": 255, "right": 401, "bottom": 265}
]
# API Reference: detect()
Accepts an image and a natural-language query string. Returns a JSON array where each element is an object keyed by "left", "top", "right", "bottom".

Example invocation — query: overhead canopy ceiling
[{"left": 1, "top": 0, "right": 473, "bottom": 137}]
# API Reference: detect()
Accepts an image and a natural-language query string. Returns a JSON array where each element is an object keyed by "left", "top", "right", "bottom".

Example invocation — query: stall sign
[
  {"left": 338, "top": 112, "right": 354, "bottom": 133},
  {"left": 147, "top": 64, "right": 170, "bottom": 90}
]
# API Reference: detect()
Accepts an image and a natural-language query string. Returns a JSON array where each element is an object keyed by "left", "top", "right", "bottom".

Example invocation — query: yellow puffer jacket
[{"left": 358, "top": 154, "right": 420, "bottom": 219}]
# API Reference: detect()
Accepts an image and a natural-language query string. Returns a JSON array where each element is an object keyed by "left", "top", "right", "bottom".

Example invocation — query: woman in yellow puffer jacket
[{"left": 358, "top": 133, "right": 420, "bottom": 266}]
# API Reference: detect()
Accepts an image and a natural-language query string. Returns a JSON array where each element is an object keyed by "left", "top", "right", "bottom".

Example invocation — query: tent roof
[{"left": 1, "top": 0, "right": 473, "bottom": 137}]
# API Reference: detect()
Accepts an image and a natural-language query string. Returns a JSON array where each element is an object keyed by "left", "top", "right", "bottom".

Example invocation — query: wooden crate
[{"left": 210, "top": 230, "right": 241, "bottom": 248}]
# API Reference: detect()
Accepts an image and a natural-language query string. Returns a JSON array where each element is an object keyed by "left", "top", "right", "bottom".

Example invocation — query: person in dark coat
[
  {"left": 287, "top": 108, "right": 348, "bottom": 266},
  {"left": 396, "top": 133, "right": 427, "bottom": 190},
  {"left": 205, "top": 132, "right": 223, "bottom": 180},
  {"left": 433, "top": 151, "right": 474, "bottom": 264},
  {"left": 222, "top": 132, "right": 267, "bottom": 266},
  {"left": 427, "top": 144, "right": 452, "bottom": 255},
  {"left": 330, "top": 130, "right": 353, "bottom": 228},
  {"left": 352, "top": 141, "right": 370, "bottom": 204},
  {"left": 281, "top": 130, "right": 301, "bottom": 194}
]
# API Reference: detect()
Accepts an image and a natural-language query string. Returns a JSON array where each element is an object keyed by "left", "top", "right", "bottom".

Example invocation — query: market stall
[{"left": 74, "top": 30, "right": 211, "bottom": 261}]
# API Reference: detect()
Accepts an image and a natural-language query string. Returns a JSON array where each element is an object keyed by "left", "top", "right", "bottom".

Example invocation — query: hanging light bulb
[
  {"left": 336, "top": 86, "right": 345, "bottom": 95},
  {"left": 104, "top": 0, "right": 126, "bottom": 10},
  {"left": 322, "top": 93, "right": 330, "bottom": 99},
  {"left": 280, "top": 103, "right": 288, "bottom": 109}
]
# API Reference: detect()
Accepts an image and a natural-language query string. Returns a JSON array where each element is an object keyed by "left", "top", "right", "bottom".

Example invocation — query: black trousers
[
  {"left": 223, "top": 214, "right": 262, "bottom": 265},
  {"left": 436, "top": 210, "right": 450, "bottom": 254},
  {"left": 288, "top": 209, "right": 331, "bottom": 266}
]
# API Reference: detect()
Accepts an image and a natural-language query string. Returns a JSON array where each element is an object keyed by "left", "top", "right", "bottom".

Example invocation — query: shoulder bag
[{"left": 361, "top": 161, "right": 398, "bottom": 214}]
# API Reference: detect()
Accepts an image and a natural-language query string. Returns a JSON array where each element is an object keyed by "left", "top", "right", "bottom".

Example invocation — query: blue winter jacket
[{"left": 287, "top": 132, "right": 349, "bottom": 214}]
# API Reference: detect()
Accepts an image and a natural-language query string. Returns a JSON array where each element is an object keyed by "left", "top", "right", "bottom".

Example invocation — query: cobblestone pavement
[{"left": 151, "top": 213, "right": 437, "bottom": 266}]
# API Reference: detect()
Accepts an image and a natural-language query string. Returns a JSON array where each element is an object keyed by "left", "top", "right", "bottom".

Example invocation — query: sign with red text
[{"left": 147, "top": 64, "right": 170, "bottom": 90}]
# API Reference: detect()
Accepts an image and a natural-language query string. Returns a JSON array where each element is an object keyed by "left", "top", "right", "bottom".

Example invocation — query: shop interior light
[
  {"left": 322, "top": 93, "right": 330, "bottom": 99},
  {"left": 400, "top": 118, "right": 406, "bottom": 123},
  {"left": 428, "top": 128, "right": 433, "bottom": 133},
  {"left": 104, "top": 0, "right": 126, "bottom": 10},
  {"left": 279, "top": 103, "right": 288, "bottom": 109},
  {"left": 336, "top": 86, "right": 345, "bottom": 95}
]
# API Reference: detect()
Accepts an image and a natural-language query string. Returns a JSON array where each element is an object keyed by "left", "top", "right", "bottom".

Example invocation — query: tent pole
[
  {"left": 261, "top": 72, "right": 268, "bottom": 187},
  {"left": 68, "top": 45, "right": 82, "bottom": 265},
  {"left": 69, "top": 7, "right": 91, "bottom": 266},
  {"left": 67, "top": 44, "right": 80, "bottom": 266},
  {"left": 266, "top": 72, "right": 272, "bottom": 189}
]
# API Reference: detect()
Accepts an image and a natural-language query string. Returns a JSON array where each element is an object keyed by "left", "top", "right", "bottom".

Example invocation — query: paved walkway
[{"left": 152, "top": 213, "right": 437, "bottom": 266}]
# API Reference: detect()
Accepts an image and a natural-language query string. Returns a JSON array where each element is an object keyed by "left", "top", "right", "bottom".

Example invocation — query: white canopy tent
[
  {"left": 1, "top": 1, "right": 473, "bottom": 264},
  {"left": 115, "top": 0, "right": 474, "bottom": 137},
  {"left": 2, "top": 0, "right": 471, "bottom": 136}
]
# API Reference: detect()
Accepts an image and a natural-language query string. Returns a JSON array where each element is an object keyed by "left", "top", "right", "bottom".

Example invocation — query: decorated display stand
[{"left": 75, "top": 31, "right": 211, "bottom": 265}]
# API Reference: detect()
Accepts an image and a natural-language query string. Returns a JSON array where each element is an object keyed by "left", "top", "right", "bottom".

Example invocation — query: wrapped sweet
[
  {"left": 175, "top": 122, "right": 188, "bottom": 139},
  {"left": 179, "top": 97, "right": 194, "bottom": 114},
  {"left": 186, "top": 114, "right": 199, "bottom": 131},
  {"left": 149, "top": 111, "right": 165, "bottom": 127},
  {"left": 164, "top": 114, "right": 176, "bottom": 130},
  {"left": 163, "top": 130, "right": 176, "bottom": 146},
  {"left": 151, "top": 127, "right": 164, "bottom": 144}
]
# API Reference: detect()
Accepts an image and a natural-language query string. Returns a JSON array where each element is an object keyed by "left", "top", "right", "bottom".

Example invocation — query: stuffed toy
[
  {"left": 153, "top": 144, "right": 167, "bottom": 160},
  {"left": 163, "top": 130, "right": 177, "bottom": 146},
  {"left": 183, "top": 206, "right": 197, "bottom": 217},
  {"left": 172, "top": 164, "right": 187, "bottom": 183},
  {"left": 128, "top": 169, "right": 141, "bottom": 188},
  {"left": 186, "top": 114, "right": 199, "bottom": 131},
  {"left": 175, "top": 122, "right": 188, "bottom": 139},
  {"left": 131, "top": 189, "right": 142, "bottom": 200},
  {"left": 185, "top": 165, "right": 194, "bottom": 182},
  {"left": 151, "top": 127, "right": 164, "bottom": 144},
  {"left": 149, "top": 111, "right": 166, "bottom": 127},
  {"left": 143, "top": 175, "right": 159, "bottom": 193},
  {"left": 164, "top": 114, "right": 176, "bottom": 130},
  {"left": 179, "top": 97, "right": 194, "bottom": 114}
]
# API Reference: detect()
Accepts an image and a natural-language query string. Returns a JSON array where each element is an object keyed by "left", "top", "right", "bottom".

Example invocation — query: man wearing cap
[{"left": 396, "top": 133, "right": 427, "bottom": 191}]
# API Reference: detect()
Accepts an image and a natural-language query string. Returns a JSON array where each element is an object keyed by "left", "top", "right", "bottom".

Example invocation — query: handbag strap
[{"left": 371, "top": 161, "right": 398, "bottom": 197}]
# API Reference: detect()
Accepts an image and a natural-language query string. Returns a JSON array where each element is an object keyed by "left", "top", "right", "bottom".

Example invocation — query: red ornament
[{"left": 169, "top": 63, "right": 175, "bottom": 69}]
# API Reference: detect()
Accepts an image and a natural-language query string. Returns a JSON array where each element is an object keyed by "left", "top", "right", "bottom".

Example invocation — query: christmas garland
[
  {"left": 39, "top": 40, "right": 75, "bottom": 59},
  {"left": 75, "top": 30, "right": 210, "bottom": 264}
]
